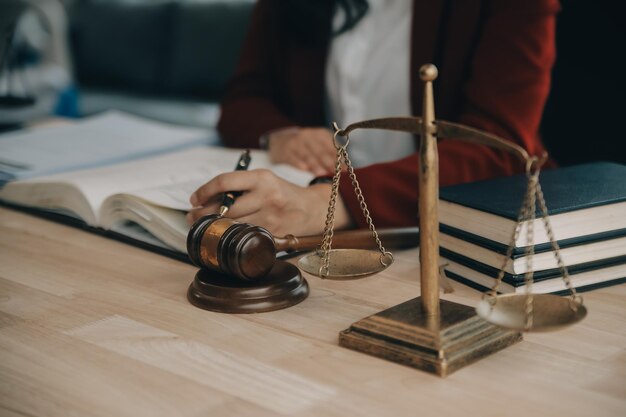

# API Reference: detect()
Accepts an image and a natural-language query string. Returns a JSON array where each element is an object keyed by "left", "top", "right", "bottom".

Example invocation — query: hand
[
  {"left": 188, "top": 169, "right": 353, "bottom": 236},
  {"left": 267, "top": 127, "right": 337, "bottom": 176}
]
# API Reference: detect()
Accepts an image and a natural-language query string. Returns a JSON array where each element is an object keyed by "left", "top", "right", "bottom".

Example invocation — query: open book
[{"left": 0, "top": 112, "right": 313, "bottom": 257}]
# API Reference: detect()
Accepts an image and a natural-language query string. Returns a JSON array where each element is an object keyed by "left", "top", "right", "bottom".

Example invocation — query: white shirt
[{"left": 325, "top": 0, "right": 414, "bottom": 167}]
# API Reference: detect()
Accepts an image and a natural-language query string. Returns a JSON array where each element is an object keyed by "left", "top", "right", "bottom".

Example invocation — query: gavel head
[{"left": 187, "top": 214, "right": 276, "bottom": 281}]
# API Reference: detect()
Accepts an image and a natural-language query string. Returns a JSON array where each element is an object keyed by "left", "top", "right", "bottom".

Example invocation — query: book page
[
  {"left": 101, "top": 196, "right": 190, "bottom": 252},
  {"left": 0, "top": 110, "right": 217, "bottom": 183},
  {"left": 124, "top": 150, "right": 314, "bottom": 210},
  {"left": 5, "top": 146, "right": 314, "bottom": 220}
]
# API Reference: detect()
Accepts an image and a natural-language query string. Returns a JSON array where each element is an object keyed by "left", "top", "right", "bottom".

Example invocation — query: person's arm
[
  {"left": 217, "top": 0, "right": 293, "bottom": 149},
  {"left": 339, "top": 0, "right": 560, "bottom": 228},
  {"left": 217, "top": 0, "right": 337, "bottom": 175}
]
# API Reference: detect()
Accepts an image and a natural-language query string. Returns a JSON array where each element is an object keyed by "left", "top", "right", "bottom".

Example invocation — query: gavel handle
[{"left": 274, "top": 227, "right": 420, "bottom": 253}]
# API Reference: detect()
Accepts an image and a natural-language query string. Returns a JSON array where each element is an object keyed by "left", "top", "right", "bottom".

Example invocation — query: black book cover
[
  {"left": 439, "top": 162, "right": 626, "bottom": 219},
  {"left": 1, "top": 202, "right": 193, "bottom": 265},
  {"left": 440, "top": 224, "right": 626, "bottom": 257},
  {"left": 444, "top": 270, "right": 626, "bottom": 296},
  {"left": 441, "top": 246, "right": 626, "bottom": 285}
]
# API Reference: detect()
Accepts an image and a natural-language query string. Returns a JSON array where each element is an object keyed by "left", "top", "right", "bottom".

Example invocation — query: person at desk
[{"left": 188, "top": 0, "right": 559, "bottom": 236}]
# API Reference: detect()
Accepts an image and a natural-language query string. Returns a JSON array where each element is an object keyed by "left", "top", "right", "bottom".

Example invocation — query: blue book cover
[
  {"left": 439, "top": 162, "right": 626, "bottom": 218},
  {"left": 438, "top": 162, "right": 626, "bottom": 247}
]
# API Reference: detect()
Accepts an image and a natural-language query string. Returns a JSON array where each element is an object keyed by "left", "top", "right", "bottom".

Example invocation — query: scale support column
[
  {"left": 338, "top": 64, "right": 522, "bottom": 377},
  {"left": 418, "top": 64, "right": 440, "bottom": 316}
]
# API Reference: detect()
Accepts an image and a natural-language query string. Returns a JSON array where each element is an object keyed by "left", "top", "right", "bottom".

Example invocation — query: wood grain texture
[{"left": 0, "top": 207, "right": 625, "bottom": 416}]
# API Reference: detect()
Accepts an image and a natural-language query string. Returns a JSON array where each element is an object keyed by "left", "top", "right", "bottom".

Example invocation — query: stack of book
[{"left": 439, "top": 162, "right": 626, "bottom": 294}]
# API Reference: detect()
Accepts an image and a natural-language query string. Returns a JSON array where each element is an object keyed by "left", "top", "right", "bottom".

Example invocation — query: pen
[{"left": 219, "top": 149, "right": 251, "bottom": 216}]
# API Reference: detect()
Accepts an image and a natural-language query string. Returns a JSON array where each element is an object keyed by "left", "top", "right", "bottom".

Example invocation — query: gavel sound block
[{"left": 186, "top": 214, "right": 419, "bottom": 313}]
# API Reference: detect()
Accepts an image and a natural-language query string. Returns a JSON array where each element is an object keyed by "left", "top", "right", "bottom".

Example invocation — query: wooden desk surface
[{"left": 1, "top": 207, "right": 625, "bottom": 417}]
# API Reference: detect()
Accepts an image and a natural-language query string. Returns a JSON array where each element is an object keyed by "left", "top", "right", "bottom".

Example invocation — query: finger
[
  {"left": 321, "top": 157, "right": 337, "bottom": 174},
  {"left": 291, "top": 159, "right": 314, "bottom": 173},
  {"left": 235, "top": 211, "right": 286, "bottom": 236},
  {"left": 269, "top": 138, "right": 312, "bottom": 172},
  {"left": 310, "top": 162, "right": 331, "bottom": 177},
  {"left": 281, "top": 146, "right": 321, "bottom": 174},
  {"left": 299, "top": 152, "right": 327, "bottom": 175},
  {"left": 218, "top": 192, "right": 263, "bottom": 219},
  {"left": 190, "top": 193, "right": 221, "bottom": 210},
  {"left": 187, "top": 193, "right": 260, "bottom": 223},
  {"left": 312, "top": 151, "right": 337, "bottom": 175},
  {"left": 310, "top": 129, "right": 336, "bottom": 151},
  {"left": 322, "top": 139, "right": 338, "bottom": 159},
  {"left": 300, "top": 144, "right": 335, "bottom": 175},
  {"left": 300, "top": 161, "right": 327, "bottom": 177},
  {"left": 302, "top": 132, "right": 336, "bottom": 155},
  {"left": 274, "top": 133, "right": 335, "bottom": 175},
  {"left": 191, "top": 170, "right": 261, "bottom": 206}
]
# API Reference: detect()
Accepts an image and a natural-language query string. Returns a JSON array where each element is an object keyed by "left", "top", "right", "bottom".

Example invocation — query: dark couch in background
[{"left": 69, "top": 0, "right": 254, "bottom": 128}]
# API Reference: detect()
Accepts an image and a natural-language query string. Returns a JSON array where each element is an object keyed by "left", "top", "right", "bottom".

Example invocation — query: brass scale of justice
[{"left": 188, "top": 64, "right": 587, "bottom": 377}]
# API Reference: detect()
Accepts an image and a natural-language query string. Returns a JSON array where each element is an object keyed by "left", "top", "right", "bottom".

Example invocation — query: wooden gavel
[{"left": 187, "top": 214, "right": 419, "bottom": 281}]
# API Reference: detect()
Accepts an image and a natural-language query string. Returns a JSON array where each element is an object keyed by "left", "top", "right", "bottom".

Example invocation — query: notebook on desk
[{"left": 0, "top": 111, "right": 314, "bottom": 261}]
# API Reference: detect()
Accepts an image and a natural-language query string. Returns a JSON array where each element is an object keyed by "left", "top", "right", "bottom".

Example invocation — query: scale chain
[
  {"left": 319, "top": 147, "right": 345, "bottom": 278},
  {"left": 523, "top": 172, "right": 539, "bottom": 330},
  {"left": 535, "top": 182, "right": 581, "bottom": 305},
  {"left": 318, "top": 128, "right": 393, "bottom": 278},
  {"left": 341, "top": 147, "right": 391, "bottom": 262},
  {"left": 488, "top": 171, "right": 535, "bottom": 298},
  {"left": 486, "top": 161, "right": 584, "bottom": 331}
]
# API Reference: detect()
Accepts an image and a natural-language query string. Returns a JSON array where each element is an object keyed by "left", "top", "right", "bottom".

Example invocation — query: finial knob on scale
[{"left": 419, "top": 64, "right": 438, "bottom": 82}]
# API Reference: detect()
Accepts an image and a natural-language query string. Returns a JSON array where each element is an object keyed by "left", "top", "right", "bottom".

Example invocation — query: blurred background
[
  {"left": 1, "top": 0, "right": 624, "bottom": 165},
  {"left": 1, "top": 0, "right": 254, "bottom": 130}
]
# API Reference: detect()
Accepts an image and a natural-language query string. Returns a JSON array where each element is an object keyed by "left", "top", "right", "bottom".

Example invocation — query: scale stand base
[{"left": 339, "top": 297, "right": 522, "bottom": 377}]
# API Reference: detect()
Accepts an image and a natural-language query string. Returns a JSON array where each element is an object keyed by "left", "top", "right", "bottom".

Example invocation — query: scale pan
[
  {"left": 298, "top": 249, "right": 392, "bottom": 279},
  {"left": 476, "top": 293, "right": 587, "bottom": 332}
]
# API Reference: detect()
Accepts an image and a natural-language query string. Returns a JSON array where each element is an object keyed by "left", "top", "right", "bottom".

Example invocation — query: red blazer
[{"left": 218, "top": 0, "right": 560, "bottom": 228}]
